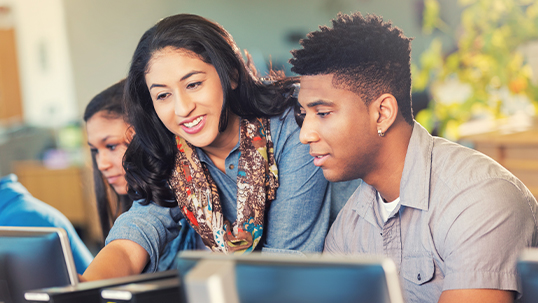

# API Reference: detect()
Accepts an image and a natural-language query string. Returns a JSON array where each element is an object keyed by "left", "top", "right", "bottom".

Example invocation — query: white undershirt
[{"left": 377, "top": 191, "right": 400, "bottom": 223}]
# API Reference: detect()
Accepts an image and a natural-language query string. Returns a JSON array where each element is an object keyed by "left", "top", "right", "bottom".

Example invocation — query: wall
[
  {"left": 62, "top": 0, "right": 182, "bottom": 117},
  {"left": 0, "top": 6, "right": 23, "bottom": 123},
  {"left": 9, "top": 0, "right": 77, "bottom": 127},
  {"left": 177, "top": 0, "right": 428, "bottom": 72},
  {"left": 1, "top": 0, "right": 461, "bottom": 126},
  {"left": 62, "top": 0, "right": 458, "bottom": 115}
]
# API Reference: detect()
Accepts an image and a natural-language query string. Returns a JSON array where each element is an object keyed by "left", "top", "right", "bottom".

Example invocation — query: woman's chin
[{"left": 113, "top": 184, "right": 128, "bottom": 196}]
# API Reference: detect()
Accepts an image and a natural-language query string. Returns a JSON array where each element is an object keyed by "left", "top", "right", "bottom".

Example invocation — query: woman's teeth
[{"left": 184, "top": 116, "right": 203, "bottom": 128}]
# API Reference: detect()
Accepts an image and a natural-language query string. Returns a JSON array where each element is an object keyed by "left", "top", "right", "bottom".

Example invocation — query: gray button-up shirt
[{"left": 325, "top": 122, "right": 538, "bottom": 303}]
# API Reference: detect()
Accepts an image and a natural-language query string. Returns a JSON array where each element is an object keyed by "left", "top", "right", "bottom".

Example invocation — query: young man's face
[{"left": 298, "top": 74, "right": 380, "bottom": 182}]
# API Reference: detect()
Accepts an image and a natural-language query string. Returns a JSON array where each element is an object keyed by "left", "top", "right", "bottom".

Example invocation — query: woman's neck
[{"left": 202, "top": 114, "right": 240, "bottom": 172}]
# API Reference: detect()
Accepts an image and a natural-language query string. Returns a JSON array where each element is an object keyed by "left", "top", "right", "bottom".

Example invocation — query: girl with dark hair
[
  {"left": 84, "top": 79, "right": 133, "bottom": 241},
  {"left": 82, "top": 14, "right": 340, "bottom": 280}
]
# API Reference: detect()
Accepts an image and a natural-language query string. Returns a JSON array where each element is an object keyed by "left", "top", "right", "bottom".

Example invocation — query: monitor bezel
[
  {"left": 179, "top": 251, "right": 404, "bottom": 303},
  {"left": 0, "top": 226, "right": 79, "bottom": 287}
]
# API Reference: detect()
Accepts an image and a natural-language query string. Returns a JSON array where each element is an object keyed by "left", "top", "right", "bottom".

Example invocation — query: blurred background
[{"left": 0, "top": 0, "right": 537, "bottom": 249}]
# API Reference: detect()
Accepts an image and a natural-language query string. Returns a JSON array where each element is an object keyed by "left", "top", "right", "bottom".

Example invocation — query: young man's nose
[{"left": 299, "top": 118, "right": 320, "bottom": 144}]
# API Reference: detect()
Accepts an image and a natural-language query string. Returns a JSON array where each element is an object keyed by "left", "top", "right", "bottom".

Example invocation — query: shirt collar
[
  {"left": 350, "top": 181, "right": 380, "bottom": 227},
  {"left": 399, "top": 121, "right": 433, "bottom": 210},
  {"left": 352, "top": 121, "right": 433, "bottom": 215},
  {"left": 0, "top": 174, "right": 17, "bottom": 187},
  {"left": 0, "top": 174, "right": 29, "bottom": 205}
]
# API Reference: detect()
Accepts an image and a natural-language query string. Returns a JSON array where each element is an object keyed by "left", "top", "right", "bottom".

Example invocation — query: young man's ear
[{"left": 372, "top": 94, "right": 398, "bottom": 136}]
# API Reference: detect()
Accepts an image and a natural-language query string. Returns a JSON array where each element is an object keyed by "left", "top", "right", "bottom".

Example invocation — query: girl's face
[
  {"left": 145, "top": 47, "right": 237, "bottom": 150},
  {"left": 86, "top": 112, "right": 130, "bottom": 195}
]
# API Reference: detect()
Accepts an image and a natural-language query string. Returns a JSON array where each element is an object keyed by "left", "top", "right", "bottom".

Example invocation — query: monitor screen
[
  {"left": 178, "top": 251, "right": 404, "bottom": 303},
  {"left": 518, "top": 248, "right": 538, "bottom": 303},
  {"left": 0, "top": 226, "right": 77, "bottom": 303},
  {"left": 235, "top": 261, "right": 389, "bottom": 303}
]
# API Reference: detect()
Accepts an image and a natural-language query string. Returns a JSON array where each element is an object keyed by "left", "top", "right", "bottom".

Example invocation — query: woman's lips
[
  {"left": 107, "top": 175, "right": 120, "bottom": 184},
  {"left": 181, "top": 115, "right": 206, "bottom": 134}
]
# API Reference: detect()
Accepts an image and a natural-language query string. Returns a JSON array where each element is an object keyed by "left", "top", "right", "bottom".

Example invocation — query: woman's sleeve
[
  {"left": 105, "top": 200, "right": 182, "bottom": 272},
  {"left": 261, "top": 113, "right": 331, "bottom": 254}
]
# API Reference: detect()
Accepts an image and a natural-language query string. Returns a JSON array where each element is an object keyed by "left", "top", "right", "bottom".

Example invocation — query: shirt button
[
  {"left": 417, "top": 273, "right": 421, "bottom": 281},
  {"left": 229, "top": 164, "right": 235, "bottom": 170}
]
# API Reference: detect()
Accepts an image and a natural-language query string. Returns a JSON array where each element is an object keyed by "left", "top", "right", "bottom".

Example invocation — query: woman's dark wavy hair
[
  {"left": 123, "top": 13, "right": 297, "bottom": 207},
  {"left": 83, "top": 79, "right": 133, "bottom": 241},
  {"left": 290, "top": 12, "right": 414, "bottom": 125}
]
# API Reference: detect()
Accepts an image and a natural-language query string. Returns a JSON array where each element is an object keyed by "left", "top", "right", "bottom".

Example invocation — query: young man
[{"left": 290, "top": 12, "right": 538, "bottom": 303}]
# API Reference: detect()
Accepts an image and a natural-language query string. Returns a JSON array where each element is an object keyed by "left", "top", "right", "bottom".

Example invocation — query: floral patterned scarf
[{"left": 168, "top": 117, "right": 279, "bottom": 254}]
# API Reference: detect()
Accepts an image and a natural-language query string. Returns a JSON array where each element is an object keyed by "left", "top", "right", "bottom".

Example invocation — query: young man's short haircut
[{"left": 290, "top": 12, "right": 414, "bottom": 125}]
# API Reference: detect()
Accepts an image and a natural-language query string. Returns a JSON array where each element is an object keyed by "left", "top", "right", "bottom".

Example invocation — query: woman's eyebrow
[
  {"left": 148, "top": 70, "right": 205, "bottom": 90},
  {"left": 180, "top": 70, "right": 204, "bottom": 81}
]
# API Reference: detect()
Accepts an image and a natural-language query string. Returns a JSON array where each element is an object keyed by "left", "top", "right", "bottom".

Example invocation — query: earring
[{"left": 378, "top": 129, "right": 385, "bottom": 137}]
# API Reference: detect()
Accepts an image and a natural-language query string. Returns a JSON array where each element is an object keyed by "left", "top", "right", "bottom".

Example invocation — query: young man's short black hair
[{"left": 290, "top": 12, "right": 414, "bottom": 125}]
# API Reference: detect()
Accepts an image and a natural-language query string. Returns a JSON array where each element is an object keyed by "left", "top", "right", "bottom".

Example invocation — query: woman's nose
[
  {"left": 174, "top": 95, "right": 196, "bottom": 117},
  {"left": 96, "top": 153, "right": 112, "bottom": 171}
]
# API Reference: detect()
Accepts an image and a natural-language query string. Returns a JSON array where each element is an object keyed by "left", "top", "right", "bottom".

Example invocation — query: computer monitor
[
  {"left": 178, "top": 251, "right": 404, "bottom": 303},
  {"left": 0, "top": 226, "right": 78, "bottom": 303},
  {"left": 517, "top": 248, "right": 538, "bottom": 303}
]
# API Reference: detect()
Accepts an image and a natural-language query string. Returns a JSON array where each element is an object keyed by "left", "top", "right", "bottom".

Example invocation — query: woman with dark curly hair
[
  {"left": 85, "top": 79, "right": 184, "bottom": 272},
  {"left": 82, "top": 13, "right": 353, "bottom": 280}
]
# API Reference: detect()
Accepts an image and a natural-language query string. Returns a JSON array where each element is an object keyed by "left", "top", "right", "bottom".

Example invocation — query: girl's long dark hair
[
  {"left": 123, "top": 14, "right": 297, "bottom": 207},
  {"left": 84, "top": 79, "right": 133, "bottom": 241}
]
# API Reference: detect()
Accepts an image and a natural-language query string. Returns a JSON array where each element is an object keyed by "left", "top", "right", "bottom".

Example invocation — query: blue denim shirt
[{"left": 107, "top": 110, "right": 357, "bottom": 272}]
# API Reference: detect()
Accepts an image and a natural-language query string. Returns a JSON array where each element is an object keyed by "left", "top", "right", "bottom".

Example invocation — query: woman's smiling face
[{"left": 145, "top": 47, "right": 237, "bottom": 150}]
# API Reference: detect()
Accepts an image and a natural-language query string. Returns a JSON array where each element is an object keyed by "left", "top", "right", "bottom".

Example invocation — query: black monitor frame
[
  {"left": 0, "top": 226, "right": 78, "bottom": 303},
  {"left": 518, "top": 248, "right": 538, "bottom": 303}
]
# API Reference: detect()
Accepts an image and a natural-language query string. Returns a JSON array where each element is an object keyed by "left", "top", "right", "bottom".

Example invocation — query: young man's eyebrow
[{"left": 306, "top": 100, "right": 335, "bottom": 108}]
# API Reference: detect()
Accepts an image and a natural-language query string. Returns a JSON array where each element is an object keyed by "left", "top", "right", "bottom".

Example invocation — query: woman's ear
[
  {"left": 231, "top": 80, "right": 238, "bottom": 90},
  {"left": 372, "top": 94, "right": 398, "bottom": 136},
  {"left": 231, "top": 69, "right": 239, "bottom": 90},
  {"left": 126, "top": 126, "right": 135, "bottom": 143}
]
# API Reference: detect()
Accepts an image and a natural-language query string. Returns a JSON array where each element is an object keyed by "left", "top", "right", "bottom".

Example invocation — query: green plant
[{"left": 413, "top": 0, "right": 538, "bottom": 140}]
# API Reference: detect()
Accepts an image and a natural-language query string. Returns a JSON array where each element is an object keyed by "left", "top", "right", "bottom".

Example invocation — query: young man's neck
[{"left": 365, "top": 119, "right": 413, "bottom": 202}]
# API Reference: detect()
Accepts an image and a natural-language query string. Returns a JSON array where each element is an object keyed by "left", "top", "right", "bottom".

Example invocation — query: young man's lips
[{"left": 311, "top": 153, "right": 329, "bottom": 167}]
